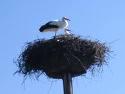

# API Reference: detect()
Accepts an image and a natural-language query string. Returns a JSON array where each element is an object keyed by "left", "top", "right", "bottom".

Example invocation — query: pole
[{"left": 63, "top": 73, "right": 73, "bottom": 94}]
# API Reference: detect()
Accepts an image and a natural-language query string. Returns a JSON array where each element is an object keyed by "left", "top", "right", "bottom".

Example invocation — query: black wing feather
[{"left": 39, "top": 21, "right": 59, "bottom": 32}]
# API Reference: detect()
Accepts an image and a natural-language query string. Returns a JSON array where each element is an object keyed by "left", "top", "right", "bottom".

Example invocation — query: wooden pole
[{"left": 63, "top": 73, "right": 73, "bottom": 94}]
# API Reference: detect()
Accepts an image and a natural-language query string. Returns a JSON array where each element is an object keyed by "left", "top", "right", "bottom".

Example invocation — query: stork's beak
[
  {"left": 66, "top": 18, "right": 70, "bottom": 21},
  {"left": 64, "top": 17, "right": 70, "bottom": 21}
]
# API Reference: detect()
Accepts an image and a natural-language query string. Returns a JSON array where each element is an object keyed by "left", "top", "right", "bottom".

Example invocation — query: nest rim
[{"left": 16, "top": 34, "right": 109, "bottom": 79}]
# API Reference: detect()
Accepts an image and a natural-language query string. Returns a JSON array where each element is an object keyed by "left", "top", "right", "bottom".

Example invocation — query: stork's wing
[
  {"left": 39, "top": 21, "right": 59, "bottom": 32},
  {"left": 45, "top": 21, "right": 56, "bottom": 25}
]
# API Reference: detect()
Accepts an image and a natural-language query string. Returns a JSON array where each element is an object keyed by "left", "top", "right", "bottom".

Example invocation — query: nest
[{"left": 16, "top": 35, "right": 109, "bottom": 79}]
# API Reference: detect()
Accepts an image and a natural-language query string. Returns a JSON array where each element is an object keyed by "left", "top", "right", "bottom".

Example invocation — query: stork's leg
[
  {"left": 54, "top": 31, "right": 57, "bottom": 39},
  {"left": 64, "top": 29, "right": 66, "bottom": 34}
]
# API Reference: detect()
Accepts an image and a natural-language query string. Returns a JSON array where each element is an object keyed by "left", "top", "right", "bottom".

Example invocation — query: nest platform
[{"left": 16, "top": 35, "right": 109, "bottom": 79}]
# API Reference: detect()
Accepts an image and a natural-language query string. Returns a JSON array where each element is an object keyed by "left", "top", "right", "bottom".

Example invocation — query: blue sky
[{"left": 0, "top": 0, "right": 125, "bottom": 94}]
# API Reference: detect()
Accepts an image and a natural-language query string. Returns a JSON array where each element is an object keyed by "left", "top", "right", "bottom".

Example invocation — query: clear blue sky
[{"left": 0, "top": 0, "right": 125, "bottom": 94}]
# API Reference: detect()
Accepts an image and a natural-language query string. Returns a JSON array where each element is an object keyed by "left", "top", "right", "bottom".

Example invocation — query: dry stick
[{"left": 63, "top": 73, "right": 73, "bottom": 94}]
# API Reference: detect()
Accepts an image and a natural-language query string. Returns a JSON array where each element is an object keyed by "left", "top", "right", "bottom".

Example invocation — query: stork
[{"left": 39, "top": 17, "right": 71, "bottom": 37}]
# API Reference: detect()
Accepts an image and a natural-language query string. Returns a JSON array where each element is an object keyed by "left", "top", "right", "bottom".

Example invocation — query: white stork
[{"left": 39, "top": 17, "right": 71, "bottom": 36}]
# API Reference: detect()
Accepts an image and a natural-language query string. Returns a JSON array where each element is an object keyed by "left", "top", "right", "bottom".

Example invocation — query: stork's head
[{"left": 62, "top": 17, "right": 70, "bottom": 21}]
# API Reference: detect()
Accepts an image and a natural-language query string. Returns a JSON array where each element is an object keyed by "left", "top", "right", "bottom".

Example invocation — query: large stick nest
[{"left": 16, "top": 35, "right": 109, "bottom": 79}]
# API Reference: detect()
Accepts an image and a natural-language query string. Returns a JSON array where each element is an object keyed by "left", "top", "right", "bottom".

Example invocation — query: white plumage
[{"left": 39, "top": 17, "right": 71, "bottom": 36}]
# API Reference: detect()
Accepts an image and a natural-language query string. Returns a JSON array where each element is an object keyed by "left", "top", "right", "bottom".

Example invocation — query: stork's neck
[
  {"left": 61, "top": 18, "right": 69, "bottom": 29},
  {"left": 62, "top": 18, "right": 68, "bottom": 23}
]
